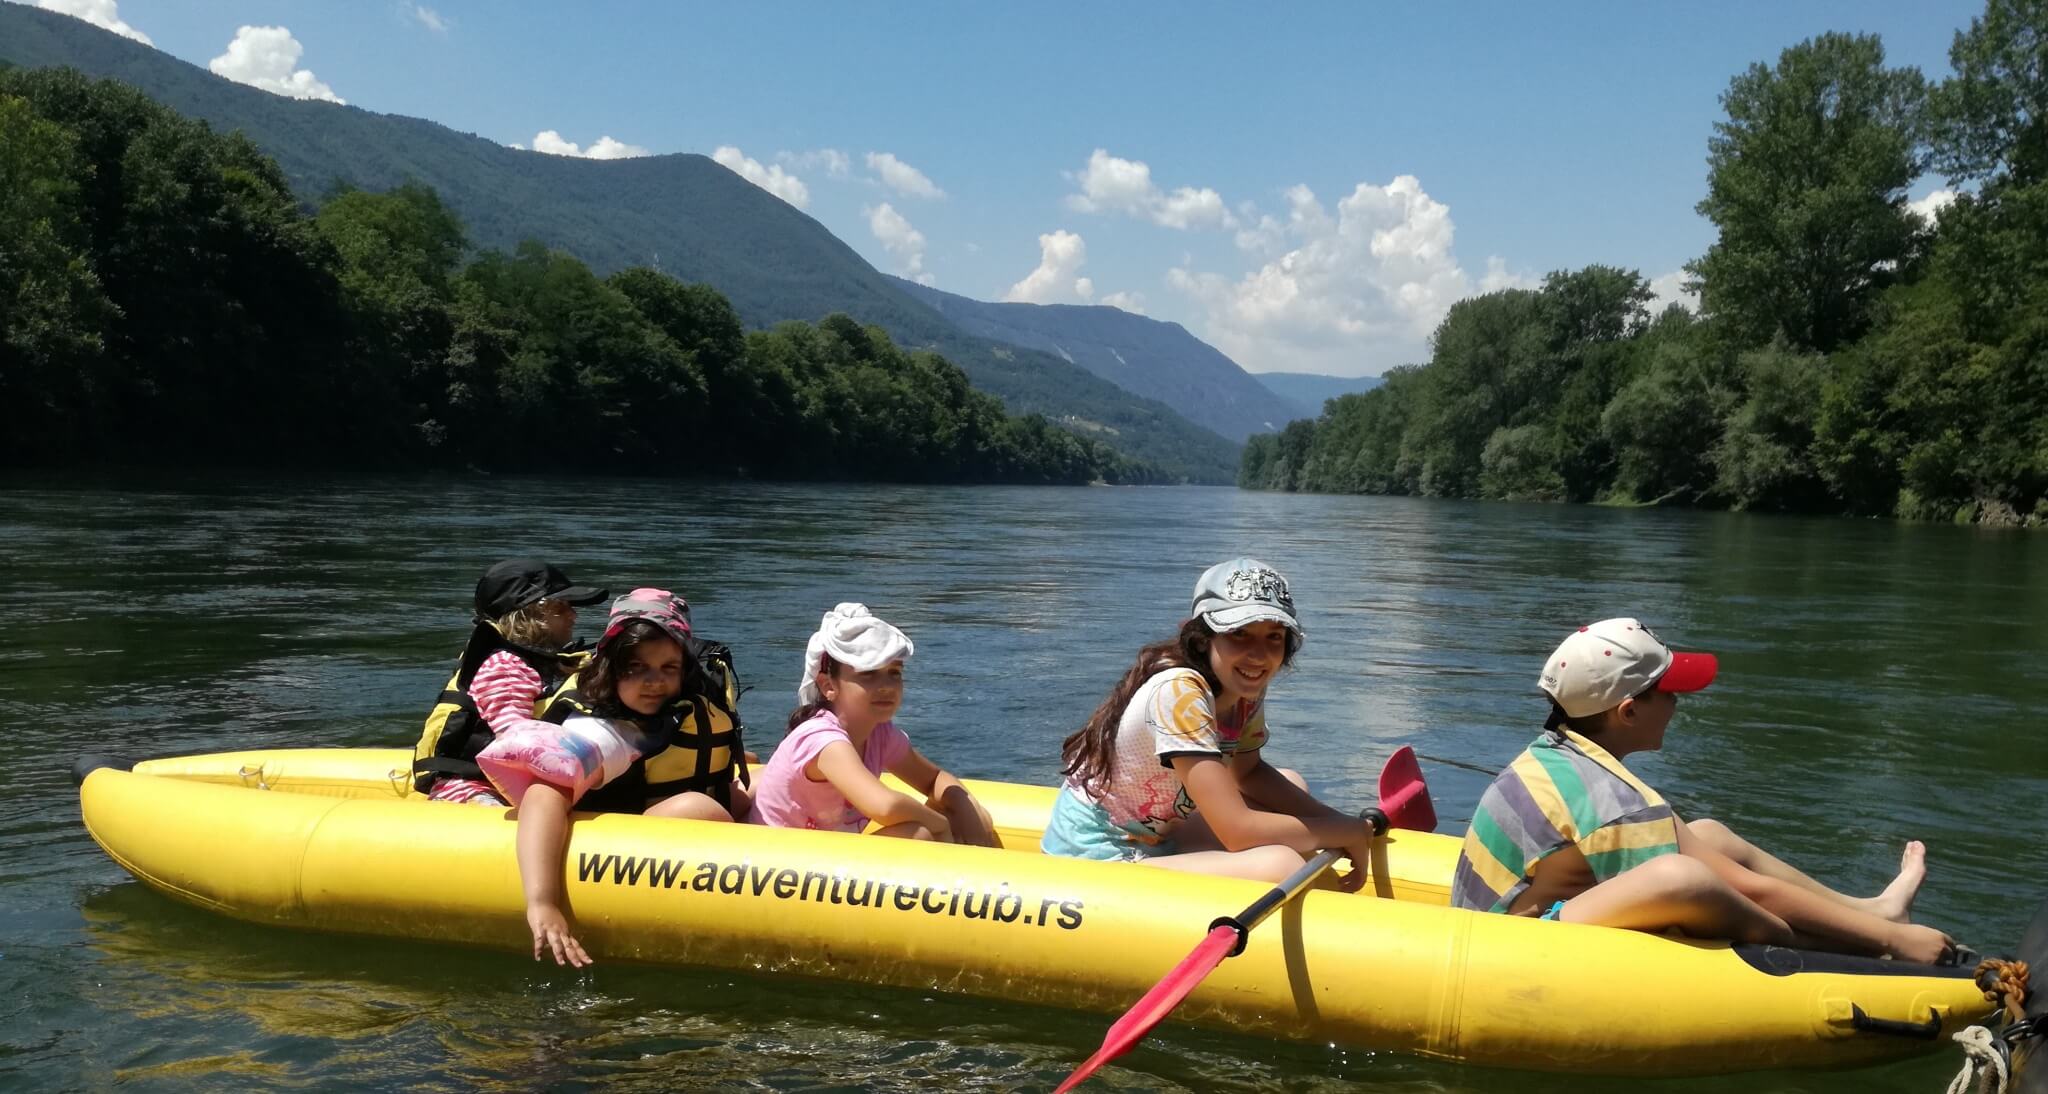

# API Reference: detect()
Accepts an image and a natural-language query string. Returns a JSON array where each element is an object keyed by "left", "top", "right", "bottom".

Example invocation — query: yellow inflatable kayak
[{"left": 76, "top": 748, "right": 1996, "bottom": 1077}]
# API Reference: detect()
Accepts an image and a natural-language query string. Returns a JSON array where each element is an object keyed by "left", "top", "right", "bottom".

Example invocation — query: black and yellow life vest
[
  {"left": 542, "top": 636, "right": 749, "bottom": 814},
  {"left": 411, "top": 622, "right": 590, "bottom": 793}
]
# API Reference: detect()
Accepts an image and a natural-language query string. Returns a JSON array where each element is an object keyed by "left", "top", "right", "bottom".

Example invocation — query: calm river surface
[{"left": 3, "top": 477, "right": 2044, "bottom": 1092}]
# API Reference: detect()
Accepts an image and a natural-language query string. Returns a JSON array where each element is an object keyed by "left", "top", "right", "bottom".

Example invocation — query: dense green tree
[
  {"left": 0, "top": 93, "right": 112, "bottom": 462},
  {"left": 1928, "top": 0, "right": 2048, "bottom": 187},
  {"left": 1688, "top": 33, "right": 1926, "bottom": 353},
  {"left": 0, "top": 69, "right": 1132, "bottom": 486},
  {"left": 1601, "top": 337, "right": 1733, "bottom": 505},
  {"left": 1709, "top": 344, "right": 1829, "bottom": 510}
]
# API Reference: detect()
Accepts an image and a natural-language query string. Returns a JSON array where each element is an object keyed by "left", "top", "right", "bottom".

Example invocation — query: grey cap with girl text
[{"left": 1190, "top": 558, "right": 1304, "bottom": 639}]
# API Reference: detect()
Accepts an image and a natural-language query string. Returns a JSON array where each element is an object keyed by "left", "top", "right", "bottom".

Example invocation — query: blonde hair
[{"left": 493, "top": 601, "right": 560, "bottom": 650}]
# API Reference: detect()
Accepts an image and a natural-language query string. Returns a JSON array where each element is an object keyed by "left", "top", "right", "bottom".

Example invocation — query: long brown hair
[
  {"left": 786, "top": 653, "right": 842, "bottom": 731},
  {"left": 1060, "top": 617, "right": 1275, "bottom": 795},
  {"left": 579, "top": 620, "right": 694, "bottom": 718}
]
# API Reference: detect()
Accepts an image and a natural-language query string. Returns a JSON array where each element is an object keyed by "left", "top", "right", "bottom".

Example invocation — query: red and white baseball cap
[{"left": 1538, "top": 618, "right": 1718, "bottom": 718}]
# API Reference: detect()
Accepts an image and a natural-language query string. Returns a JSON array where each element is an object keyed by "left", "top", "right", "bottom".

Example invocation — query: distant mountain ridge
[
  {"left": 0, "top": 4, "right": 1239, "bottom": 482},
  {"left": 888, "top": 278, "right": 1302, "bottom": 443},
  {"left": 1253, "top": 372, "right": 1386, "bottom": 421}
]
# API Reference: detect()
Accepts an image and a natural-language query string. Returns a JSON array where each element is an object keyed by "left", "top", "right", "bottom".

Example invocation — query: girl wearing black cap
[{"left": 413, "top": 559, "right": 607, "bottom": 805}]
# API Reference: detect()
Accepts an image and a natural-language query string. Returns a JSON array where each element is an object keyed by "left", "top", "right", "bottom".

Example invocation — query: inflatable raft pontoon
[{"left": 77, "top": 747, "right": 2000, "bottom": 1077}]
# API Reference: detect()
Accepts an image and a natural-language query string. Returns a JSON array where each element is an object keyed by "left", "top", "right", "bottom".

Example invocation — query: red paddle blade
[
  {"left": 1376, "top": 745, "right": 1436, "bottom": 832},
  {"left": 1053, "top": 924, "right": 1238, "bottom": 1093}
]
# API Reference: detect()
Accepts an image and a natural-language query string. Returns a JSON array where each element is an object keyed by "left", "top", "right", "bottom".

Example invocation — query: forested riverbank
[
  {"left": 0, "top": 68, "right": 1146, "bottom": 485},
  {"left": 1243, "top": 1, "right": 2048, "bottom": 526}
]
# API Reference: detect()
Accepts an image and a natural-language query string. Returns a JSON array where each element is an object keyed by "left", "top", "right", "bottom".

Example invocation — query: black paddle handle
[{"left": 1208, "top": 807, "right": 1389, "bottom": 957}]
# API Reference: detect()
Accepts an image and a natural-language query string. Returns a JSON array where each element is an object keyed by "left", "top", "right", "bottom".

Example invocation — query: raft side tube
[{"left": 71, "top": 754, "right": 135, "bottom": 785}]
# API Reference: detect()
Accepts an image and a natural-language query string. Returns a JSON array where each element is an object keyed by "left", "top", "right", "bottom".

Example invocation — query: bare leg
[
  {"left": 644, "top": 791, "right": 734, "bottom": 822},
  {"left": 1704, "top": 854, "right": 1953, "bottom": 961},
  {"left": 1687, "top": 819, "right": 1925, "bottom": 923},
  {"left": 1557, "top": 855, "right": 1793, "bottom": 945},
  {"left": 1138, "top": 808, "right": 1308, "bottom": 883}
]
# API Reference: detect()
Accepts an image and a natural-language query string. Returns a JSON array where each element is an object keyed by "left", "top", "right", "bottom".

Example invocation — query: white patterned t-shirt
[{"left": 1068, "top": 667, "right": 1270, "bottom": 844}]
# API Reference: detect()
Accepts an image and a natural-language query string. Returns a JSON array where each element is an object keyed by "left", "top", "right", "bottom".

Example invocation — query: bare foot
[{"left": 1867, "top": 841, "right": 1927, "bottom": 924}]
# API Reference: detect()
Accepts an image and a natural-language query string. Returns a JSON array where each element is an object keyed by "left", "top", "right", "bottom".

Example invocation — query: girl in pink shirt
[{"left": 746, "top": 604, "right": 997, "bottom": 845}]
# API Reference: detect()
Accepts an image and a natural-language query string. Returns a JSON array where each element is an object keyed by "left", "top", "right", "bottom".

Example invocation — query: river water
[{"left": 3, "top": 477, "right": 2044, "bottom": 1092}]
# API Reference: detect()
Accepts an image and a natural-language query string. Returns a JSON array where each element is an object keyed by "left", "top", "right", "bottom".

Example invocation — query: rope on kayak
[
  {"left": 1943, "top": 961, "right": 2035, "bottom": 1094},
  {"left": 1979, "top": 959, "right": 2031, "bottom": 1023},
  {"left": 1945, "top": 1023, "right": 2010, "bottom": 1094}
]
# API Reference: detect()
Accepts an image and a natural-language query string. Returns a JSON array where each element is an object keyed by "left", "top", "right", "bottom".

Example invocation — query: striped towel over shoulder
[{"left": 1451, "top": 728, "right": 1681, "bottom": 914}]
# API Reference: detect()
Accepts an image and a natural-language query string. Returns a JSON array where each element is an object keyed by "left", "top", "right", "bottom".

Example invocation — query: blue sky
[{"left": 31, "top": 1, "right": 1980, "bottom": 377}]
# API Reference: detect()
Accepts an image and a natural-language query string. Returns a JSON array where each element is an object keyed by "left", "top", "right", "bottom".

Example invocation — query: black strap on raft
[{"left": 1847, "top": 1004, "right": 1942, "bottom": 1040}]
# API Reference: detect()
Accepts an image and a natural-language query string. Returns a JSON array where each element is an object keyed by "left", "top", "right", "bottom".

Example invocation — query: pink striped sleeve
[{"left": 470, "top": 651, "right": 551, "bottom": 736}]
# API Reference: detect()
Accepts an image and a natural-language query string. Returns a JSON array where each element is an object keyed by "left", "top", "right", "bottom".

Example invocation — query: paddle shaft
[{"left": 1208, "top": 806, "right": 1388, "bottom": 956}]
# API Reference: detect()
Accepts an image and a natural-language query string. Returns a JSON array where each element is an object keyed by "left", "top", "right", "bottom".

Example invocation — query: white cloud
[
  {"left": 408, "top": 4, "right": 449, "bottom": 33},
  {"left": 1066, "top": 149, "right": 1234, "bottom": 230},
  {"left": 209, "top": 26, "right": 344, "bottom": 104},
  {"left": 1478, "top": 256, "right": 1537, "bottom": 293},
  {"left": 1646, "top": 269, "right": 1698, "bottom": 315},
  {"left": 1235, "top": 213, "right": 1286, "bottom": 255},
  {"left": 1908, "top": 187, "right": 1957, "bottom": 223},
  {"left": 35, "top": 0, "right": 150, "bottom": 45},
  {"left": 712, "top": 146, "right": 810, "bottom": 209},
  {"left": 866, "top": 151, "right": 945, "bottom": 200},
  {"left": 1100, "top": 291, "right": 1147, "bottom": 315},
  {"left": 1004, "top": 230, "right": 1095, "bottom": 304},
  {"left": 866, "top": 202, "right": 929, "bottom": 281},
  {"left": 521, "top": 130, "right": 650, "bottom": 159},
  {"left": 1169, "top": 174, "right": 1524, "bottom": 375},
  {"left": 780, "top": 149, "right": 851, "bottom": 177}
]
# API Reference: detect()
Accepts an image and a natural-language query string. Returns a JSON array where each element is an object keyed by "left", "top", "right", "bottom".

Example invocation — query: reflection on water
[{"left": 5, "top": 476, "right": 2043, "bottom": 1091}]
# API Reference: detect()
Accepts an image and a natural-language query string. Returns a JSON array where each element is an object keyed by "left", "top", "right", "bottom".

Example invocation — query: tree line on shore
[
  {"left": 0, "top": 67, "right": 1145, "bottom": 485},
  {"left": 1242, "top": 0, "right": 2048, "bottom": 526}
]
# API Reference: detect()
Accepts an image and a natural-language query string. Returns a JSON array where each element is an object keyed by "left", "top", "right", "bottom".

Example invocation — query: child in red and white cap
[{"left": 1451, "top": 618, "right": 1955, "bottom": 963}]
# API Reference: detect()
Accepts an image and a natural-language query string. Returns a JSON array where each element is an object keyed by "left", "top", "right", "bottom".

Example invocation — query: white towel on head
[{"left": 797, "top": 602, "right": 914, "bottom": 705}]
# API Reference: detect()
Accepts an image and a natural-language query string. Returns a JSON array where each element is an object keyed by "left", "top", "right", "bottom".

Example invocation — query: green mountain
[
  {"left": 0, "top": 4, "right": 1237, "bottom": 482},
  {"left": 1252, "top": 372, "right": 1386, "bottom": 421},
  {"left": 888, "top": 277, "right": 1301, "bottom": 443}
]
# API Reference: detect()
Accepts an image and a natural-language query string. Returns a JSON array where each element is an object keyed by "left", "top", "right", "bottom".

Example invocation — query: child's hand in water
[
  {"left": 528, "top": 902, "right": 592, "bottom": 967},
  {"left": 1886, "top": 923, "right": 1955, "bottom": 965}
]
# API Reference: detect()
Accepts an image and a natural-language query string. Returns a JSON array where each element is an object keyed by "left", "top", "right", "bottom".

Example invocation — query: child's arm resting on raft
[
  {"left": 1175, "top": 755, "right": 1373, "bottom": 854},
  {"left": 887, "top": 746, "right": 998, "bottom": 848},
  {"left": 812, "top": 741, "right": 952, "bottom": 837},
  {"left": 1231, "top": 750, "right": 1343, "bottom": 818}
]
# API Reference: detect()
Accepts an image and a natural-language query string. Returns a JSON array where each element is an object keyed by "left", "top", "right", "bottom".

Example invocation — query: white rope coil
[{"left": 1945, "top": 1024, "right": 2010, "bottom": 1094}]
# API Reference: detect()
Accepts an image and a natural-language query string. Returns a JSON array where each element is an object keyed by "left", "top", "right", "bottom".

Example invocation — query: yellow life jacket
[
  {"left": 411, "top": 622, "right": 589, "bottom": 793},
  {"left": 543, "top": 636, "right": 749, "bottom": 814}
]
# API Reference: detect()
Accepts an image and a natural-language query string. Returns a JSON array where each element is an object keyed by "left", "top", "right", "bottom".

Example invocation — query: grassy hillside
[
  {"left": 0, "top": 5, "right": 1238, "bottom": 482},
  {"left": 889, "top": 277, "right": 1301, "bottom": 443}
]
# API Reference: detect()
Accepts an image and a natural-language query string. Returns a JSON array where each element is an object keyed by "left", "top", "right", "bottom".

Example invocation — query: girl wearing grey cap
[{"left": 1042, "top": 559, "right": 1380, "bottom": 888}]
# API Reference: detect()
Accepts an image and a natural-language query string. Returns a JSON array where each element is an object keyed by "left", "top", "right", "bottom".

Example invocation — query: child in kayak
[
  {"left": 415, "top": 558, "right": 606, "bottom": 805},
  {"left": 1041, "top": 558, "right": 1380, "bottom": 887},
  {"left": 1451, "top": 617, "right": 1953, "bottom": 962},
  {"left": 477, "top": 589, "right": 741, "bottom": 966},
  {"left": 746, "top": 603, "right": 997, "bottom": 846}
]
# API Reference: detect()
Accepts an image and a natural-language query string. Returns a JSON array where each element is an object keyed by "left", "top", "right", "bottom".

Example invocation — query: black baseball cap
[{"left": 473, "top": 558, "right": 607, "bottom": 620}]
